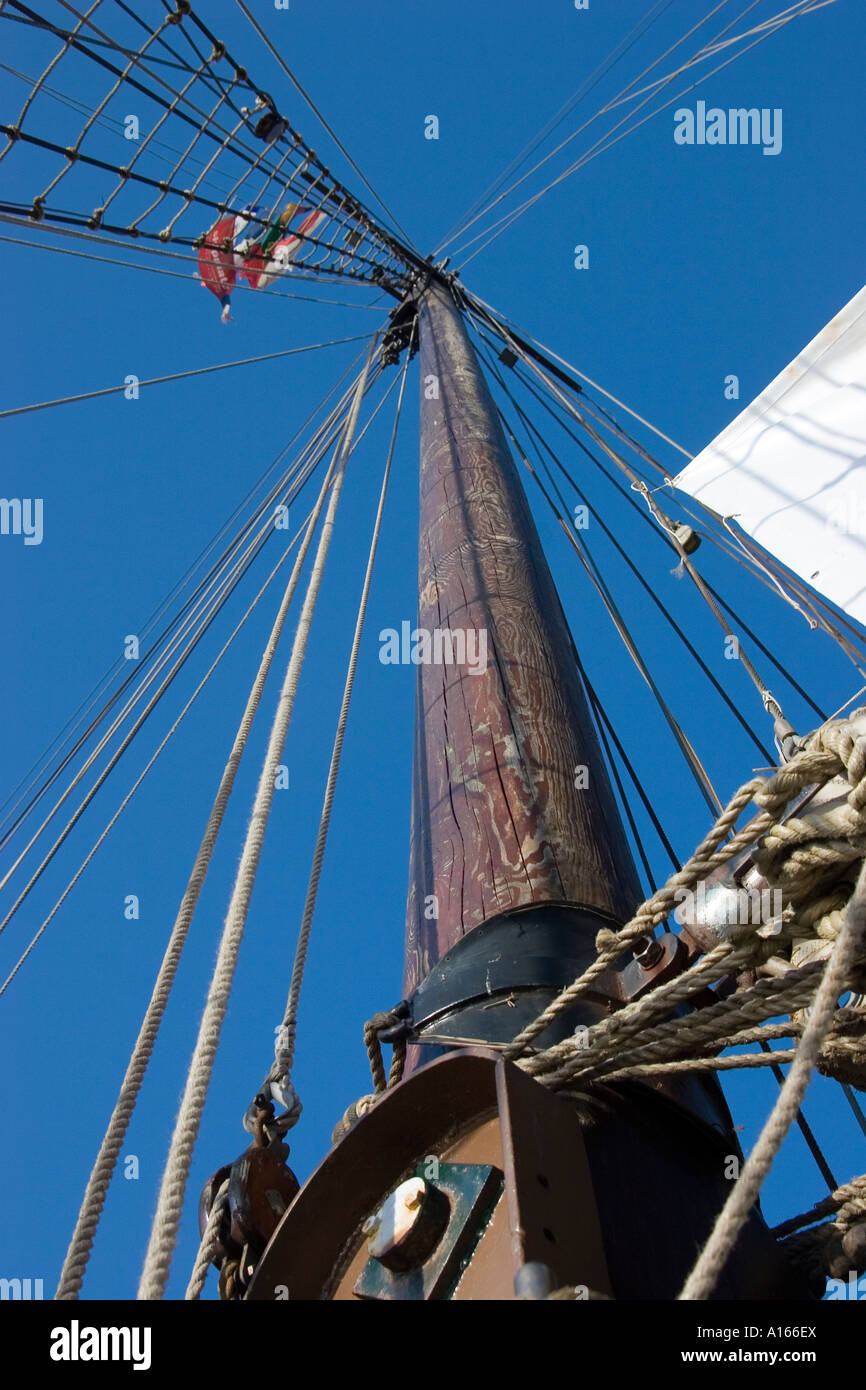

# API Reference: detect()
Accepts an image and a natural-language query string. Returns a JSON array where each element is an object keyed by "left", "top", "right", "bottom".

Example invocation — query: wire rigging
[
  {"left": 471, "top": 310, "right": 785, "bottom": 726},
  {"left": 435, "top": 0, "right": 676, "bottom": 254},
  {"left": 54, "top": 431, "right": 352, "bottom": 1297},
  {"left": 0, "top": 368, "right": 385, "bottom": 938},
  {"left": 438, "top": 0, "right": 689, "bottom": 256},
  {"left": 0, "top": 331, "right": 377, "bottom": 419},
  {"left": 0, "top": 362, "right": 402, "bottom": 994},
  {"left": 465, "top": 289, "right": 693, "bottom": 460},
  {"left": 451, "top": 0, "right": 837, "bottom": 268},
  {"left": 485, "top": 351, "right": 725, "bottom": 816},
  {"left": 0, "top": 355, "right": 371, "bottom": 853},
  {"left": 444, "top": 0, "right": 744, "bottom": 258},
  {"left": 475, "top": 331, "right": 776, "bottom": 766},
  {"left": 480, "top": 332, "right": 828, "bottom": 723},
  {"left": 261, "top": 328, "right": 414, "bottom": 1122},
  {"left": 3, "top": 510, "right": 315, "bottom": 1009}
]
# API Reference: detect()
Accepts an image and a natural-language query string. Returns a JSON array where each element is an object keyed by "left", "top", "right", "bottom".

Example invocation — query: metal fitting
[{"left": 633, "top": 935, "right": 664, "bottom": 969}]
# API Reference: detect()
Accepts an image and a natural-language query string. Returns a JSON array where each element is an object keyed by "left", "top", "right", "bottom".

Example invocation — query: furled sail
[{"left": 674, "top": 284, "right": 866, "bottom": 627}]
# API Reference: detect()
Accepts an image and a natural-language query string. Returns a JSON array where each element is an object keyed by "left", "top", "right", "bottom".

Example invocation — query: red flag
[{"left": 197, "top": 215, "right": 239, "bottom": 322}]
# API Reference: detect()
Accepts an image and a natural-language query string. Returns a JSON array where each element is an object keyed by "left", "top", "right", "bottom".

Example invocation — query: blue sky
[{"left": 1, "top": 0, "right": 864, "bottom": 1300}]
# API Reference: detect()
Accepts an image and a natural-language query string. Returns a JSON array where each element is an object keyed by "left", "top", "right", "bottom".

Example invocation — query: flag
[{"left": 239, "top": 207, "right": 329, "bottom": 290}]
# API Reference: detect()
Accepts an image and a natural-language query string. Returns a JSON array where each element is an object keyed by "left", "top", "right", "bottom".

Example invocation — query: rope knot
[
  {"left": 364, "top": 1002, "right": 410, "bottom": 1093},
  {"left": 594, "top": 927, "right": 619, "bottom": 955}
]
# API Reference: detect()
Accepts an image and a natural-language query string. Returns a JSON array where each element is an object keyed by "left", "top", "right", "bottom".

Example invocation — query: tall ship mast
[{"left": 1, "top": 0, "right": 864, "bottom": 1330}]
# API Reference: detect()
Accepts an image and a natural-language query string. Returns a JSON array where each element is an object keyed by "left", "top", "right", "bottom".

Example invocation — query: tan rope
[
  {"left": 184, "top": 1178, "right": 229, "bottom": 1301},
  {"left": 137, "top": 341, "right": 377, "bottom": 1301},
  {"left": 54, "top": 507, "right": 325, "bottom": 1299},
  {"left": 267, "top": 343, "right": 412, "bottom": 1105},
  {"left": 679, "top": 857, "right": 866, "bottom": 1300}
]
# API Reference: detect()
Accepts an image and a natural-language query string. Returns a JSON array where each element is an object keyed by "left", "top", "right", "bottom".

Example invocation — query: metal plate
[{"left": 353, "top": 1163, "right": 502, "bottom": 1301}]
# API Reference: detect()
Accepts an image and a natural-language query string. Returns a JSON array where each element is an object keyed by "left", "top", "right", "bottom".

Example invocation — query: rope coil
[{"left": 349, "top": 708, "right": 866, "bottom": 1298}]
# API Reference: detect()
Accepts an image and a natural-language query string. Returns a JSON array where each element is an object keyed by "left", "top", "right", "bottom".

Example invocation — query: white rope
[
  {"left": 136, "top": 337, "right": 377, "bottom": 1301},
  {"left": 505, "top": 714, "right": 866, "bottom": 1076},
  {"left": 680, "top": 856, "right": 866, "bottom": 1300},
  {"left": 184, "top": 1179, "right": 229, "bottom": 1301},
  {"left": 53, "top": 512, "right": 313, "bottom": 1299},
  {"left": 269, "top": 338, "right": 412, "bottom": 1097}
]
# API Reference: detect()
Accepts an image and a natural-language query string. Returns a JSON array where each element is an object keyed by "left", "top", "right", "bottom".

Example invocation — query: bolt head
[{"left": 365, "top": 1178, "right": 428, "bottom": 1260}]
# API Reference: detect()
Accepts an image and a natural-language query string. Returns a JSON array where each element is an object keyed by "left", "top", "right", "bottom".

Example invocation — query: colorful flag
[
  {"left": 197, "top": 208, "right": 258, "bottom": 321},
  {"left": 239, "top": 207, "right": 329, "bottom": 290}
]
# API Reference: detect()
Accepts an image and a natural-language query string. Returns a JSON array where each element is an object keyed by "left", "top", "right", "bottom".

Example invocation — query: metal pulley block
[
  {"left": 198, "top": 1096, "right": 300, "bottom": 1299},
  {"left": 382, "top": 296, "right": 420, "bottom": 366},
  {"left": 254, "top": 109, "right": 289, "bottom": 144}
]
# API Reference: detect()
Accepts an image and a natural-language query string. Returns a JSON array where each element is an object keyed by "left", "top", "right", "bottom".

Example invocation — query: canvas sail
[{"left": 674, "top": 284, "right": 866, "bottom": 627}]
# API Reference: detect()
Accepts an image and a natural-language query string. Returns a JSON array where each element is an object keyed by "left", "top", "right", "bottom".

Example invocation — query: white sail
[{"left": 674, "top": 284, "right": 866, "bottom": 627}]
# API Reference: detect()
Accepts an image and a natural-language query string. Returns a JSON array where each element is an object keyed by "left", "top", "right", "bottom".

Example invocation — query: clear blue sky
[{"left": 1, "top": 0, "right": 864, "bottom": 1300}]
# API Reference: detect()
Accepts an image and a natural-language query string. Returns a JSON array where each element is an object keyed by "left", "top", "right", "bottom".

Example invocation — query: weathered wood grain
[{"left": 404, "top": 285, "right": 643, "bottom": 995}]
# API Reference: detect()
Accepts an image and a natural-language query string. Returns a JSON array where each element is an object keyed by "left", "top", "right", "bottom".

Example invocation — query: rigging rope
[
  {"left": 758, "top": 1039, "right": 838, "bottom": 1191},
  {"left": 0, "top": 60, "right": 242, "bottom": 198},
  {"left": 0, "top": 333, "right": 376, "bottom": 419},
  {"left": 499, "top": 712, "right": 866, "bottom": 1065},
  {"left": 484, "top": 330, "right": 823, "bottom": 723},
  {"left": 264, "top": 336, "right": 412, "bottom": 1106},
  {"left": 435, "top": 0, "right": 675, "bottom": 255},
  {"left": 1, "top": 358, "right": 399, "bottom": 988},
  {"left": 1, "top": 508, "right": 321, "bottom": 1005},
  {"left": 452, "top": 0, "right": 837, "bottom": 268},
  {"left": 54, "top": 508, "right": 314, "bottom": 1298},
  {"left": 185, "top": 1178, "right": 229, "bottom": 1301},
  {"left": 233, "top": 0, "right": 417, "bottom": 255},
  {"left": 0, "top": 230, "right": 387, "bottom": 308},
  {"left": 508, "top": 422, "right": 724, "bottom": 812},
  {"left": 477, "top": 332, "right": 777, "bottom": 766},
  {"left": 136, "top": 335, "right": 377, "bottom": 1301},
  {"left": 0, "top": 0, "right": 421, "bottom": 291},
  {"left": 0, "top": 402, "right": 362, "bottom": 934},
  {"left": 581, "top": 663, "right": 682, "bottom": 874},
  {"left": 442, "top": 0, "right": 735, "bottom": 257},
  {"left": 680, "top": 857, "right": 866, "bottom": 1299},
  {"left": 478, "top": 322, "right": 848, "bottom": 714},
  {"left": 473, "top": 307, "right": 793, "bottom": 739},
  {"left": 0, "top": 358, "right": 365, "bottom": 851},
  {"left": 0, "top": 212, "right": 395, "bottom": 295},
  {"left": 466, "top": 290, "right": 692, "bottom": 461},
  {"left": 483, "top": 354, "right": 724, "bottom": 815},
  {"left": 0, "top": 422, "right": 339, "bottom": 922},
  {"left": 447, "top": 0, "right": 746, "bottom": 260},
  {"left": 184, "top": 332, "right": 413, "bottom": 1300},
  {"left": 349, "top": 709, "right": 866, "bottom": 1292}
]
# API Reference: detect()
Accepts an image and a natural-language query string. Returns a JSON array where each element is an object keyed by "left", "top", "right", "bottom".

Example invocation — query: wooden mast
[
  {"left": 404, "top": 280, "right": 641, "bottom": 1002},
  {"left": 247, "top": 277, "right": 810, "bottom": 1302}
]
